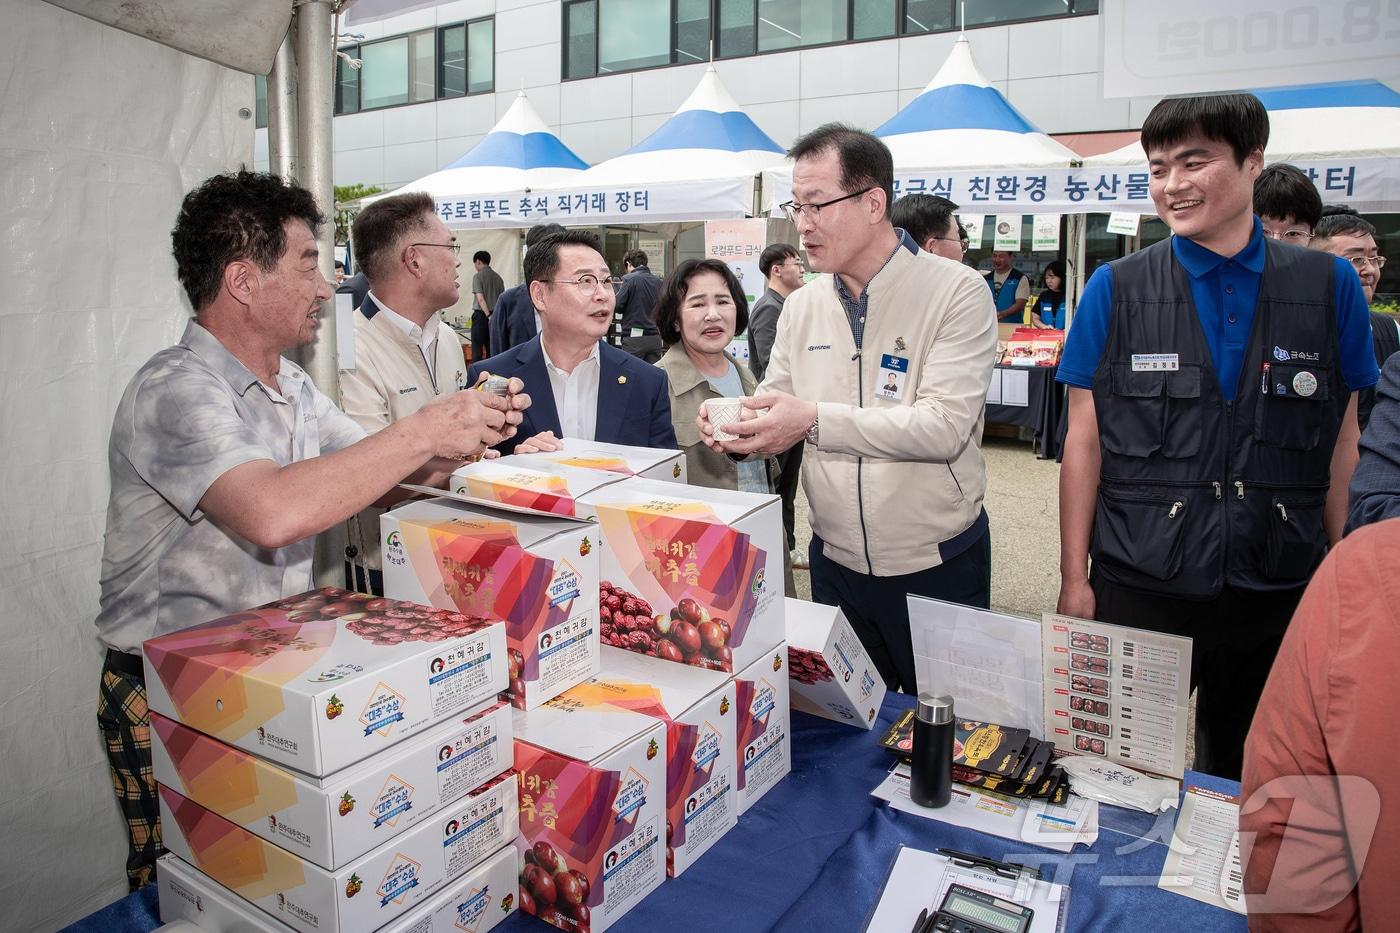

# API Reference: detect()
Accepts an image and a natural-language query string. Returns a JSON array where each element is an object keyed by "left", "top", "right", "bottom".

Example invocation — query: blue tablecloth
[{"left": 65, "top": 694, "right": 1245, "bottom": 933}]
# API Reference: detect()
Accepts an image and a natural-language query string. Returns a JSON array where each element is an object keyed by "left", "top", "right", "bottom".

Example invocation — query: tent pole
[
  {"left": 294, "top": 0, "right": 347, "bottom": 587},
  {"left": 267, "top": 25, "right": 298, "bottom": 180},
  {"left": 294, "top": 0, "right": 339, "bottom": 402}
]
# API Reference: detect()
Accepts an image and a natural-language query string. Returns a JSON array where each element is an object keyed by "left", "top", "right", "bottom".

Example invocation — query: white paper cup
[{"left": 704, "top": 397, "right": 747, "bottom": 442}]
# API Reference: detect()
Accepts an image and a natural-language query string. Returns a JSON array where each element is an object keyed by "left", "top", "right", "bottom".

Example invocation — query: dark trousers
[
  {"left": 809, "top": 529, "right": 991, "bottom": 694},
  {"left": 622, "top": 333, "right": 665, "bottom": 365},
  {"left": 775, "top": 442, "right": 804, "bottom": 551},
  {"left": 1090, "top": 574, "right": 1303, "bottom": 781},
  {"left": 97, "top": 649, "right": 162, "bottom": 890}
]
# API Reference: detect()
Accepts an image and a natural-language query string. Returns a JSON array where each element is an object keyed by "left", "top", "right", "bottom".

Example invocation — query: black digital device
[{"left": 926, "top": 884, "right": 1034, "bottom": 933}]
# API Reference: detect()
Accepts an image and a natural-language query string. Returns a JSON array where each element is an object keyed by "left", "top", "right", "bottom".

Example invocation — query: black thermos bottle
[{"left": 910, "top": 693, "right": 954, "bottom": 808}]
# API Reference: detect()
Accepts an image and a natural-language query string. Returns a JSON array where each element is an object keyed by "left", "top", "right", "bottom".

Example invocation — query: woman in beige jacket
[{"left": 654, "top": 258, "right": 776, "bottom": 494}]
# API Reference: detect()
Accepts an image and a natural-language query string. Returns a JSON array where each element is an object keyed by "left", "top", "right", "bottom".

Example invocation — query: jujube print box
[
  {"left": 582, "top": 477, "right": 785, "bottom": 675},
  {"left": 158, "top": 771, "right": 518, "bottom": 933},
  {"left": 512, "top": 686, "right": 668, "bottom": 931},
  {"left": 382, "top": 500, "right": 600, "bottom": 711},
  {"left": 732, "top": 642, "right": 792, "bottom": 814},
  {"left": 784, "top": 597, "right": 886, "bottom": 729},
  {"left": 155, "top": 843, "right": 518, "bottom": 933},
  {"left": 143, "top": 587, "right": 507, "bottom": 776},
  {"left": 591, "top": 645, "right": 738, "bottom": 877},
  {"left": 151, "top": 697, "right": 511, "bottom": 870},
  {"left": 517, "top": 438, "right": 688, "bottom": 484}
]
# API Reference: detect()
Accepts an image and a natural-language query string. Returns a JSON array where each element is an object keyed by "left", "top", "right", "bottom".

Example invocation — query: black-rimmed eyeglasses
[
  {"left": 411, "top": 242, "right": 461, "bottom": 255},
  {"left": 779, "top": 187, "right": 873, "bottom": 224}
]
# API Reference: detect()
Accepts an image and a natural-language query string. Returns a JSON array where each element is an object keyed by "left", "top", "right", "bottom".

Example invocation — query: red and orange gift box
[
  {"left": 381, "top": 502, "right": 600, "bottom": 712},
  {"left": 142, "top": 588, "right": 509, "bottom": 777}
]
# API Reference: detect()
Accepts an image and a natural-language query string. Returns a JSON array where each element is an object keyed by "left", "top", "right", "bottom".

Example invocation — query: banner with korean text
[
  {"left": 705, "top": 219, "right": 768, "bottom": 306},
  {"left": 434, "top": 177, "right": 753, "bottom": 229},
  {"left": 763, "top": 158, "right": 1400, "bottom": 216}
]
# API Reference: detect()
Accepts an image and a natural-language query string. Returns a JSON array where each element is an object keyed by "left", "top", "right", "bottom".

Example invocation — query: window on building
[
  {"left": 563, "top": 0, "right": 1093, "bottom": 77},
  {"left": 254, "top": 74, "right": 268, "bottom": 129},
  {"left": 853, "top": 0, "right": 898, "bottom": 40},
  {"left": 902, "top": 0, "right": 954, "bottom": 34},
  {"left": 333, "top": 19, "right": 492, "bottom": 115},
  {"left": 675, "top": 0, "right": 711, "bottom": 64},
  {"left": 964, "top": 0, "right": 1071, "bottom": 27},
  {"left": 440, "top": 24, "right": 467, "bottom": 96},
  {"left": 599, "top": 0, "right": 670, "bottom": 72},
  {"left": 565, "top": 1, "right": 599, "bottom": 79},
  {"left": 466, "top": 19, "right": 494, "bottom": 93},
  {"left": 718, "top": 0, "right": 756, "bottom": 57},
  {"left": 757, "top": 0, "right": 848, "bottom": 52},
  {"left": 336, "top": 46, "right": 361, "bottom": 114}
]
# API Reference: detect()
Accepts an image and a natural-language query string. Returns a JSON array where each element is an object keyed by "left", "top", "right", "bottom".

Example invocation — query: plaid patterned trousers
[{"left": 97, "top": 651, "right": 162, "bottom": 890}]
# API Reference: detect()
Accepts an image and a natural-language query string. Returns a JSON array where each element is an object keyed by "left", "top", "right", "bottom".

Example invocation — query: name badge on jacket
[
  {"left": 876, "top": 353, "right": 908, "bottom": 401},
  {"left": 1131, "top": 353, "right": 1179, "bottom": 372}
]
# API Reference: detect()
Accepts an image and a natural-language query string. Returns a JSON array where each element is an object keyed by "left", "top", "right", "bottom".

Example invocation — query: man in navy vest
[
  {"left": 1055, "top": 94, "right": 1377, "bottom": 780},
  {"left": 987, "top": 250, "right": 1028, "bottom": 322}
]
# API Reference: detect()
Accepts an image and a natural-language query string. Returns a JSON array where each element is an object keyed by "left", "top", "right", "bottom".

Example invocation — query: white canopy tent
[
  {"left": 763, "top": 35, "right": 1079, "bottom": 213},
  {"left": 1084, "top": 80, "right": 1400, "bottom": 213},
  {"left": 528, "top": 65, "right": 788, "bottom": 226}
]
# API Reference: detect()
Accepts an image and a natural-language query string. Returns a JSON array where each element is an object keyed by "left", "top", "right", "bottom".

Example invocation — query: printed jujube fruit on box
[
  {"left": 381, "top": 500, "right": 600, "bottom": 711},
  {"left": 156, "top": 844, "right": 519, "bottom": 933},
  {"left": 142, "top": 588, "right": 508, "bottom": 776},
  {"left": 512, "top": 691, "right": 667, "bottom": 932},
  {"left": 585, "top": 646, "right": 738, "bottom": 877},
  {"left": 150, "top": 697, "right": 511, "bottom": 870},
  {"left": 580, "top": 478, "right": 785, "bottom": 675},
  {"left": 733, "top": 643, "right": 792, "bottom": 815},
  {"left": 784, "top": 597, "right": 887, "bottom": 730},
  {"left": 157, "top": 771, "right": 518, "bottom": 933}
]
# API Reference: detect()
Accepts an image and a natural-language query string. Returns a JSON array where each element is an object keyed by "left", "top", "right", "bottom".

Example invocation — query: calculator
[{"left": 927, "top": 884, "right": 1034, "bottom": 933}]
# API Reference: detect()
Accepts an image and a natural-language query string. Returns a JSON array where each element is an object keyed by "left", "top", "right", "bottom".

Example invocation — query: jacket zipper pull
[
  {"left": 1212, "top": 481, "right": 1222, "bottom": 500},
  {"left": 1168, "top": 501, "right": 1184, "bottom": 519},
  {"left": 1235, "top": 481, "right": 1245, "bottom": 500},
  {"left": 1277, "top": 502, "right": 1289, "bottom": 522}
]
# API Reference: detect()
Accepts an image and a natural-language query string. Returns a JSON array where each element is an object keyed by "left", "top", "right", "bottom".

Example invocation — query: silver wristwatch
[{"left": 804, "top": 414, "right": 819, "bottom": 446}]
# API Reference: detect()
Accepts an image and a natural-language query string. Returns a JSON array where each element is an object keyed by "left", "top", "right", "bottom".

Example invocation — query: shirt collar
[
  {"left": 180, "top": 320, "right": 304, "bottom": 399},
  {"left": 1171, "top": 216, "right": 1267, "bottom": 279},
  {"left": 833, "top": 228, "right": 920, "bottom": 303},
  {"left": 662, "top": 344, "right": 737, "bottom": 395},
  {"left": 368, "top": 290, "right": 440, "bottom": 355},
  {"left": 541, "top": 338, "right": 600, "bottom": 377}
]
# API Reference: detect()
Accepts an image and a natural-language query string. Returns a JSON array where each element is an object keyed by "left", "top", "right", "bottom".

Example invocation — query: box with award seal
[{"left": 143, "top": 588, "right": 508, "bottom": 776}]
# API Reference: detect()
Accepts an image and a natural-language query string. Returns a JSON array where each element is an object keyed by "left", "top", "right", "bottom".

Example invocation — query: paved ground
[{"left": 789, "top": 435, "right": 1061, "bottom": 615}]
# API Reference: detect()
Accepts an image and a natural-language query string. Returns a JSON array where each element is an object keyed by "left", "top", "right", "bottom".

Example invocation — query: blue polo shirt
[{"left": 1058, "top": 218, "right": 1378, "bottom": 401}]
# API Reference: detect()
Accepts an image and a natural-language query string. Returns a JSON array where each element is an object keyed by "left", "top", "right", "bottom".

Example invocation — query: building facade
[{"left": 253, "top": 0, "right": 1152, "bottom": 191}]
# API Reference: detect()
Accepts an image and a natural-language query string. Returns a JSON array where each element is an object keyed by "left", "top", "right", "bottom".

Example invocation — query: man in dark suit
[
  {"left": 470, "top": 230, "right": 676, "bottom": 456},
  {"left": 614, "top": 248, "right": 664, "bottom": 363},
  {"left": 489, "top": 222, "right": 564, "bottom": 355}
]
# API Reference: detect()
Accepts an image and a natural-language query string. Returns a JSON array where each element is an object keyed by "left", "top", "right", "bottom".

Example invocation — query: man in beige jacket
[
  {"left": 339, "top": 192, "right": 473, "bottom": 593},
  {"left": 701, "top": 124, "right": 997, "bottom": 693}
]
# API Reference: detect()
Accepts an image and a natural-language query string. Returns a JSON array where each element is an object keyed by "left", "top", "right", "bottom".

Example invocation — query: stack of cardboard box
[
  {"left": 381, "top": 441, "right": 793, "bottom": 932},
  {"left": 143, "top": 588, "right": 521, "bottom": 933}
]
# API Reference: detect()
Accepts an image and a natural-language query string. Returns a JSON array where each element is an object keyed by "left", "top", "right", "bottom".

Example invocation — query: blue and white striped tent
[
  {"left": 763, "top": 36, "right": 1076, "bottom": 212},
  {"left": 874, "top": 35, "right": 1077, "bottom": 169},
  {"left": 525, "top": 66, "right": 785, "bottom": 224},
  {"left": 388, "top": 90, "right": 588, "bottom": 206},
  {"left": 578, "top": 66, "right": 786, "bottom": 187},
  {"left": 1085, "top": 80, "right": 1400, "bottom": 211},
  {"left": 1090, "top": 80, "right": 1400, "bottom": 165}
]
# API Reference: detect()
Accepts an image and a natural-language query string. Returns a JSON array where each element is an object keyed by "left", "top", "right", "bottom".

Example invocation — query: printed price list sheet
[{"left": 1040, "top": 613, "right": 1191, "bottom": 778}]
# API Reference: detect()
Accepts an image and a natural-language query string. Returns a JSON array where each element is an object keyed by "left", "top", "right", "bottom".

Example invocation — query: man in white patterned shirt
[{"left": 94, "top": 171, "right": 528, "bottom": 889}]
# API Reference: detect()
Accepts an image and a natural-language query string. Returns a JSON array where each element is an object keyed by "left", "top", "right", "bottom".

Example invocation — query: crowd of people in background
[{"left": 93, "top": 87, "right": 1398, "bottom": 928}]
